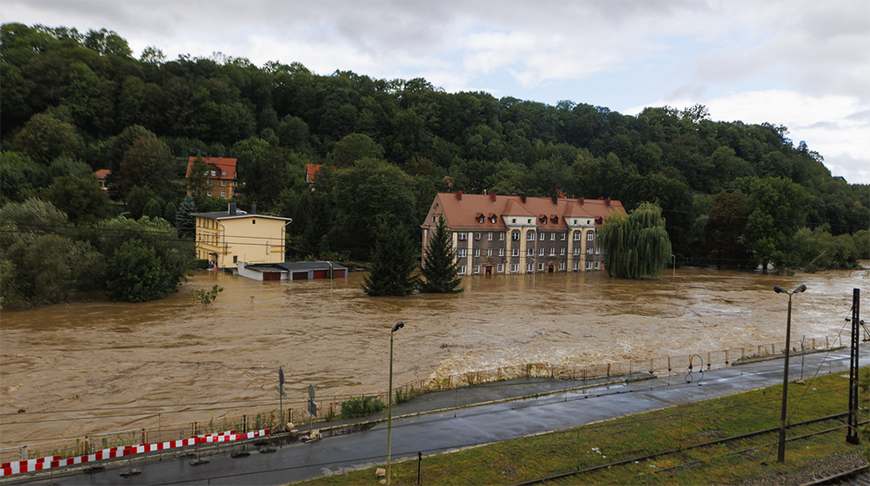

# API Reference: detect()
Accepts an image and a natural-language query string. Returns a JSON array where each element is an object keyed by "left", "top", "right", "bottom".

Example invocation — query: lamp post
[
  {"left": 386, "top": 321, "right": 404, "bottom": 485},
  {"left": 773, "top": 284, "right": 806, "bottom": 463}
]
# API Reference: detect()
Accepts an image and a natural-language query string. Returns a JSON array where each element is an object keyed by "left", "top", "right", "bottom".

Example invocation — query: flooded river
[{"left": 1, "top": 267, "right": 866, "bottom": 449}]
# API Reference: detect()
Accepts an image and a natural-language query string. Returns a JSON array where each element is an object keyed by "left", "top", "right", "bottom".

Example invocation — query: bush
[
  {"left": 339, "top": 395, "right": 385, "bottom": 419},
  {"left": 192, "top": 259, "right": 210, "bottom": 269}
]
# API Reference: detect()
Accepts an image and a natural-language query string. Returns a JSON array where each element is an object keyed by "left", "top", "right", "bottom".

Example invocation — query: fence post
[
  {"left": 243, "top": 415, "right": 247, "bottom": 434},
  {"left": 741, "top": 347, "right": 745, "bottom": 358},
  {"left": 725, "top": 350, "right": 729, "bottom": 365},
  {"left": 22, "top": 445, "right": 27, "bottom": 461},
  {"left": 667, "top": 356, "right": 671, "bottom": 372},
  {"left": 650, "top": 359, "right": 654, "bottom": 373},
  {"left": 826, "top": 336, "right": 830, "bottom": 348},
  {"left": 606, "top": 363, "right": 611, "bottom": 377},
  {"left": 707, "top": 352, "right": 711, "bottom": 369}
]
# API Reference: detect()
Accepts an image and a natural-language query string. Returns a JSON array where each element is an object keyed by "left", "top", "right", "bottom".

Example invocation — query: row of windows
[
  {"left": 458, "top": 261, "right": 601, "bottom": 274},
  {"left": 459, "top": 231, "right": 596, "bottom": 242},
  {"left": 458, "top": 232, "right": 506, "bottom": 241},
  {"left": 459, "top": 246, "right": 599, "bottom": 258}
]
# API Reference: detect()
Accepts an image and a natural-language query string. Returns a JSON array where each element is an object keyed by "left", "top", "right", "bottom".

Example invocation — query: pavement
[{"left": 6, "top": 345, "right": 867, "bottom": 486}]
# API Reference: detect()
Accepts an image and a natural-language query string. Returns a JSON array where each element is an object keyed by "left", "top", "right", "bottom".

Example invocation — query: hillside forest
[{"left": 1, "top": 23, "right": 868, "bottom": 308}]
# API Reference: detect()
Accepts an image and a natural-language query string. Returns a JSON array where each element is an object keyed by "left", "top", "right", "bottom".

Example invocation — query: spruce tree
[
  {"left": 362, "top": 224, "right": 420, "bottom": 296},
  {"left": 420, "top": 215, "right": 464, "bottom": 293},
  {"left": 175, "top": 194, "right": 197, "bottom": 238}
]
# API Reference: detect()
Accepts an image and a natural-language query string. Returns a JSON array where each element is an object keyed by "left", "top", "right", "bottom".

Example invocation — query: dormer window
[
  {"left": 222, "top": 171, "right": 227, "bottom": 176},
  {"left": 475, "top": 212, "right": 485, "bottom": 224},
  {"left": 211, "top": 170, "right": 217, "bottom": 177}
]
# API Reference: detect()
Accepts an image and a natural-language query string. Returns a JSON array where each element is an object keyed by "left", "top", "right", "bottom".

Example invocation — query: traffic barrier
[{"left": 0, "top": 429, "right": 269, "bottom": 477}]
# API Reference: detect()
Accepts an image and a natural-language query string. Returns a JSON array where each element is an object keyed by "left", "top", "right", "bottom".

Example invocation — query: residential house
[
  {"left": 185, "top": 157, "right": 242, "bottom": 199},
  {"left": 421, "top": 192, "right": 627, "bottom": 275},
  {"left": 193, "top": 203, "right": 291, "bottom": 270},
  {"left": 94, "top": 169, "right": 110, "bottom": 192},
  {"left": 237, "top": 261, "right": 348, "bottom": 281}
]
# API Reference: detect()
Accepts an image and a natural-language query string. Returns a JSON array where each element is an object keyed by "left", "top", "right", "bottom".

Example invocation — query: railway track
[
  {"left": 802, "top": 464, "right": 870, "bottom": 485},
  {"left": 513, "top": 412, "right": 868, "bottom": 486}
]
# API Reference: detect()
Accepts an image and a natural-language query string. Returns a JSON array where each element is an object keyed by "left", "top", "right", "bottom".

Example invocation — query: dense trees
[{"left": 1, "top": 22, "right": 867, "bottom": 306}]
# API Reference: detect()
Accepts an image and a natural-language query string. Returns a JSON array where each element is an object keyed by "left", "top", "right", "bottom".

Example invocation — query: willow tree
[{"left": 599, "top": 202, "right": 672, "bottom": 279}]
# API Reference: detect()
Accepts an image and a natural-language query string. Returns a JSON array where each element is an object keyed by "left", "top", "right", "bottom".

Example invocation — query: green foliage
[
  {"left": 0, "top": 151, "right": 45, "bottom": 205},
  {"left": 186, "top": 155, "right": 210, "bottom": 206},
  {"left": 12, "top": 113, "right": 82, "bottom": 165},
  {"left": 599, "top": 202, "right": 672, "bottom": 280},
  {"left": 362, "top": 223, "right": 420, "bottom": 296},
  {"left": 706, "top": 191, "right": 751, "bottom": 268},
  {"left": 41, "top": 175, "right": 108, "bottom": 225},
  {"left": 116, "top": 137, "right": 178, "bottom": 200},
  {"left": 175, "top": 195, "right": 197, "bottom": 238},
  {"left": 338, "top": 395, "right": 385, "bottom": 419},
  {"left": 163, "top": 201, "right": 177, "bottom": 226},
  {"left": 420, "top": 215, "right": 464, "bottom": 293},
  {"left": 331, "top": 133, "right": 383, "bottom": 167},
  {"left": 106, "top": 239, "right": 174, "bottom": 302},
  {"left": 191, "top": 284, "right": 223, "bottom": 307}
]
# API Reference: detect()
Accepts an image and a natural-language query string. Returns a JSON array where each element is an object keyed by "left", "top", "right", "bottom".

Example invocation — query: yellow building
[{"left": 193, "top": 204, "right": 291, "bottom": 269}]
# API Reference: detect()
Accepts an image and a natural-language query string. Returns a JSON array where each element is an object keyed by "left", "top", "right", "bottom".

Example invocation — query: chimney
[
  {"left": 551, "top": 195, "right": 558, "bottom": 205},
  {"left": 490, "top": 193, "right": 497, "bottom": 203},
  {"left": 605, "top": 198, "right": 611, "bottom": 207},
  {"left": 578, "top": 197, "right": 585, "bottom": 205},
  {"left": 520, "top": 194, "right": 527, "bottom": 204},
  {"left": 229, "top": 203, "right": 236, "bottom": 216},
  {"left": 456, "top": 190, "right": 462, "bottom": 201},
  {"left": 251, "top": 203, "right": 257, "bottom": 215}
]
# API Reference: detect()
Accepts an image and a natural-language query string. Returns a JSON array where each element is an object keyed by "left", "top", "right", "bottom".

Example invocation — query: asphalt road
[{"left": 11, "top": 346, "right": 867, "bottom": 486}]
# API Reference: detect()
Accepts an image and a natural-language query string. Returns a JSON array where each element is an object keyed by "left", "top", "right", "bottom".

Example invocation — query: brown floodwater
[{"left": 1, "top": 267, "right": 867, "bottom": 449}]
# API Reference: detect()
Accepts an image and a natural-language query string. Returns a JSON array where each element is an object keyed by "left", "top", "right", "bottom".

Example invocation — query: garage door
[
  {"left": 263, "top": 272, "right": 280, "bottom": 281},
  {"left": 313, "top": 270, "right": 328, "bottom": 279},
  {"left": 292, "top": 271, "right": 309, "bottom": 280}
]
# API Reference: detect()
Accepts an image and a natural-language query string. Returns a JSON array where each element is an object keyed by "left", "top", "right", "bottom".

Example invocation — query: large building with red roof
[
  {"left": 422, "top": 192, "right": 627, "bottom": 275},
  {"left": 185, "top": 157, "right": 242, "bottom": 199}
]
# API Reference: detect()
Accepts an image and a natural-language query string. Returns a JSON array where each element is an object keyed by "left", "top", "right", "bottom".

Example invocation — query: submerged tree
[
  {"left": 599, "top": 202, "right": 672, "bottom": 280},
  {"left": 362, "top": 223, "right": 420, "bottom": 297},
  {"left": 420, "top": 215, "right": 464, "bottom": 293}
]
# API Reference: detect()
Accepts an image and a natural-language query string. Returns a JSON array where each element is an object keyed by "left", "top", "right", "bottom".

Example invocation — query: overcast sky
[{"left": 4, "top": 0, "right": 869, "bottom": 183}]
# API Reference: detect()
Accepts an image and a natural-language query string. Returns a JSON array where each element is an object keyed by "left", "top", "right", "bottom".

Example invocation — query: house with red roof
[
  {"left": 421, "top": 192, "right": 627, "bottom": 276},
  {"left": 185, "top": 157, "right": 242, "bottom": 199}
]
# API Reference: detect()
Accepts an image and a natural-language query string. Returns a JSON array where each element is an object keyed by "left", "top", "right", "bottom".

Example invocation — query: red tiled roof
[
  {"left": 186, "top": 157, "right": 238, "bottom": 180},
  {"left": 93, "top": 169, "right": 111, "bottom": 179},
  {"left": 424, "top": 193, "right": 626, "bottom": 231},
  {"left": 306, "top": 164, "right": 322, "bottom": 184}
]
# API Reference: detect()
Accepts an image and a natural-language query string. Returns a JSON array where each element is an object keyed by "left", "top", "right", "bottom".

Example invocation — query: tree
[
  {"left": 125, "top": 185, "right": 158, "bottom": 219},
  {"left": 420, "top": 215, "right": 463, "bottom": 293},
  {"left": 706, "top": 191, "right": 751, "bottom": 268},
  {"left": 332, "top": 133, "right": 383, "bottom": 167},
  {"left": 176, "top": 194, "right": 197, "bottom": 238},
  {"left": 116, "top": 137, "right": 177, "bottom": 200},
  {"left": 599, "top": 202, "right": 672, "bottom": 280},
  {"left": 186, "top": 155, "right": 210, "bottom": 206},
  {"left": 42, "top": 175, "right": 108, "bottom": 225},
  {"left": 0, "top": 151, "right": 44, "bottom": 205},
  {"left": 163, "top": 201, "right": 177, "bottom": 226},
  {"left": 106, "top": 239, "right": 174, "bottom": 302},
  {"left": 362, "top": 223, "right": 420, "bottom": 296},
  {"left": 12, "top": 113, "right": 82, "bottom": 165}
]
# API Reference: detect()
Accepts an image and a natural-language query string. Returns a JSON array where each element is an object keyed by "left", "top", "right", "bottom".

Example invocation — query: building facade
[
  {"left": 193, "top": 204, "right": 291, "bottom": 269},
  {"left": 421, "top": 192, "right": 627, "bottom": 275},
  {"left": 185, "top": 157, "right": 242, "bottom": 199}
]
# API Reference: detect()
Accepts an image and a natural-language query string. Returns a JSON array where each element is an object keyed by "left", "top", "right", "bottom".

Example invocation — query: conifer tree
[
  {"left": 175, "top": 194, "right": 196, "bottom": 238},
  {"left": 362, "top": 223, "right": 420, "bottom": 296},
  {"left": 420, "top": 215, "right": 464, "bottom": 293},
  {"left": 599, "top": 202, "right": 672, "bottom": 279}
]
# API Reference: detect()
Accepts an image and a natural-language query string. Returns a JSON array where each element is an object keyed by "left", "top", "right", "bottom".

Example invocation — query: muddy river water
[{"left": 1, "top": 268, "right": 866, "bottom": 449}]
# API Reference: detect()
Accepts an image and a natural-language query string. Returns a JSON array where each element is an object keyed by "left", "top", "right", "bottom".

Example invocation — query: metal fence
[{"left": 4, "top": 333, "right": 851, "bottom": 464}]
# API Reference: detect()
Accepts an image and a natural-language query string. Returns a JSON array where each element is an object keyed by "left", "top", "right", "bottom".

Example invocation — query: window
[
  {"left": 222, "top": 171, "right": 227, "bottom": 176},
  {"left": 512, "top": 231, "right": 520, "bottom": 241},
  {"left": 487, "top": 232, "right": 493, "bottom": 241},
  {"left": 595, "top": 262, "right": 601, "bottom": 270},
  {"left": 560, "top": 233, "right": 566, "bottom": 241},
  {"left": 511, "top": 264, "right": 519, "bottom": 273},
  {"left": 549, "top": 248, "right": 555, "bottom": 256},
  {"left": 587, "top": 247, "right": 593, "bottom": 255},
  {"left": 458, "top": 249, "right": 467, "bottom": 257},
  {"left": 474, "top": 265, "right": 480, "bottom": 274},
  {"left": 527, "top": 248, "right": 534, "bottom": 256},
  {"left": 499, "top": 233, "right": 505, "bottom": 241},
  {"left": 539, "top": 232, "right": 545, "bottom": 241},
  {"left": 266, "top": 242, "right": 270, "bottom": 255},
  {"left": 539, "top": 248, "right": 544, "bottom": 256},
  {"left": 497, "top": 264, "right": 504, "bottom": 273},
  {"left": 559, "top": 262, "right": 565, "bottom": 270},
  {"left": 474, "top": 233, "right": 481, "bottom": 241},
  {"left": 527, "top": 232, "right": 535, "bottom": 241},
  {"left": 207, "top": 191, "right": 212, "bottom": 196},
  {"left": 477, "top": 216, "right": 484, "bottom": 223},
  {"left": 221, "top": 180, "right": 227, "bottom": 186},
  {"left": 526, "top": 263, "right": 533, "bottom": 272},
  {"left": 211, "top": 170, "right": 217, "bottom": 177},
  {"left": 512, "top": 248, "right": 519, "bottom": 257},
  {"left": 459, "top": 265, "right": 467, "bottom": 275},
  {"left": 486, "top": 249, "right": 492, "bottom": 257},
  {"left": 234, "top": 255, "right": 238, "bottom": 264},
  {"left": 498, "top": 248, "right": 505, "bottom": 257},
  {"left": 573, "top": 219, "right": 578, "bottom": 225},
  {"left": 587, "top": 232, "right": 594, "bottom": 241},
  {"left": 574, "top": 231, "right": 581, "bottom": 241},
  {"left": 560, "top": 248, "right": 566, "bottom": 256},
  {"left": 573, "top": 262, "right": 579, "bottom": 271},
  {"left": 550, "top": 233, "right": 555, "bottom": 241},
  {"left": 527, "top": 219, "right": 532, "bottom": 224},
  {"left": 432, "top": 216, "right": 436, "bottom": 222},
  {"left": 596, "top": 246, "right": 601, "bottom": 255},
  {"left": 474, "top": 249, "right": 480, "bottom": 257},
  {"left": 221, "top": 191, "right": 226, "bottom": 197},
  {"left": 538, "top": 263, "right": 544, "bottom": 271},
  {"left": 586, "top": 262, "right": 593, "bottom": 270},
  {"left": 512, "top": 218, "right": 517, "bottom": 223},
  {"left": 458, "top": 233, "right": 468, "bottom": 241}
]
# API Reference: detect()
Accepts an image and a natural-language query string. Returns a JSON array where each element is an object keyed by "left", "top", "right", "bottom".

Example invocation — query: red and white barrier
[{"left": 0, "top": 429, "right": 270, "bottom": 477}]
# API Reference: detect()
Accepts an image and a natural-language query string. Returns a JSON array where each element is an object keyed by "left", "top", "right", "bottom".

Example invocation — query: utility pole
[{"left": 846, "top": 288, "right": 860, "bottom": 445}]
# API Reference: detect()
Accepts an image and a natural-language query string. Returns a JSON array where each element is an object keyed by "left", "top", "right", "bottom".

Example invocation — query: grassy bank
[{"left": 297, "top": 369, "right": 869, "bottom": 485}]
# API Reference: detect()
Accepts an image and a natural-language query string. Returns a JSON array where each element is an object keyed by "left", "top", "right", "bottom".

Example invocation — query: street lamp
[
  {"left": 386, "top": 321, "right": 404, "bottom": 485},
  {"left": 773, "top": 284, "right": 806, "bottom": 463}
]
